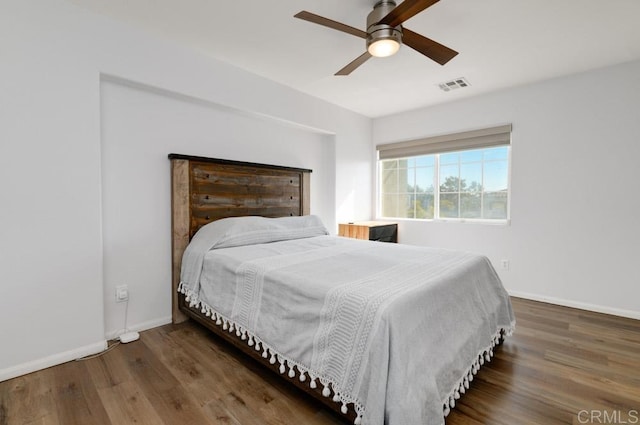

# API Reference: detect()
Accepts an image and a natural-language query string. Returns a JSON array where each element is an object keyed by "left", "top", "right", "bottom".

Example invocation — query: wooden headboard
[{"left": 168, "top": 153, "right": 312, "bottom": 323}]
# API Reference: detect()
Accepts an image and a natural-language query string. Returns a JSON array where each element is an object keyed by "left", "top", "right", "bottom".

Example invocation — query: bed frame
[{"left": 168, "top": 153, "right": 354, "bottom": 422}]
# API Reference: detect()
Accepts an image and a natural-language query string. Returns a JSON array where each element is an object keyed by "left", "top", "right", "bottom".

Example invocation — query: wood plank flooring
[{"left": 1, "top": 297, "right": 639, "bottom": 425}]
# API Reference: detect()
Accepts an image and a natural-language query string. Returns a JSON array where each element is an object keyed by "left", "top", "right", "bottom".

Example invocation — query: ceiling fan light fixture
[
  {"left": 368, "top": 38, "right": 400, "bottom": 57},
  {"left": 294, "top": 0, "right": 458, "bottom": 75},
  {"left": 366, "top": 0, "right": 402, "bottom": 58}
]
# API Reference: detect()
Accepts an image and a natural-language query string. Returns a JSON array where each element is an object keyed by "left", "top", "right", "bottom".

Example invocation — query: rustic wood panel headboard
[{"left": 168, "top": 153, "right": 312, "bottom": 323}]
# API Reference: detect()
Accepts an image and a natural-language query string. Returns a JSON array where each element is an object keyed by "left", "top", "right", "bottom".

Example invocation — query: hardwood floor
[{"left": 1, "top": 297, "right": 639, "bottom": 425}]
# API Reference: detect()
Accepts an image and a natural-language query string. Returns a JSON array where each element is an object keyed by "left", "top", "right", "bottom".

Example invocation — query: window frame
[{"left": 376, "top": 145, "right": 512, "bottom": 225}]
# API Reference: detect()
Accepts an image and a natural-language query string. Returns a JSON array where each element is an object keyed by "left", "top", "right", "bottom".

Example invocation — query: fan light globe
[{"left": 368, "top": 38, "right": 400, "bottom": 57}]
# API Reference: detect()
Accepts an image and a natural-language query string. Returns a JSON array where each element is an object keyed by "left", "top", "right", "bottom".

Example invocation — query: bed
[{"left": 169, "top": 153, "right": 515, "bottom": 425}]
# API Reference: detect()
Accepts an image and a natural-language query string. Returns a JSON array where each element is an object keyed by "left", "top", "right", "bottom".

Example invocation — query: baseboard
[
  {"left": 105, "top": 315, "right": 172, "bottom": 341},
  {"left": 1, "top": 316, "right": 173, "bottom": 383},
  {"left": 0, "top": 340, "right": 107, "bottom": 382},
  {"left": 508, "top": 290, "right": 640, "bottom": 321}
]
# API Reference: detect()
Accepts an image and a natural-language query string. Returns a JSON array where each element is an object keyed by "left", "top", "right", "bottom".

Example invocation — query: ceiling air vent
[{"left": 438, "top": 77, "right": 470, "bottom": 92}]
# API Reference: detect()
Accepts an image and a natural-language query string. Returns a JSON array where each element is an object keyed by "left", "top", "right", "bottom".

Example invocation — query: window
[{"left": 377, "top": 125, "right": 511, "bottom": 222}]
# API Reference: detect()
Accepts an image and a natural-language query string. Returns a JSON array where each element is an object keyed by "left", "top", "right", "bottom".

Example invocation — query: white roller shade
[{"left": 377, "top": 124, "right": 512, "bottom": 160}]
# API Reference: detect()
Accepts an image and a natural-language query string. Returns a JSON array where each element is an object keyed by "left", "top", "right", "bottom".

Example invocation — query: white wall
[
  {"left": 373, "top": 59, "right": 640, "bottom": 319},
  {"left": 0, "top": 0, "right": 371, "bottom": 381},
  {"left": 100, "top": 79, "right": 336, "bottom": 337}
]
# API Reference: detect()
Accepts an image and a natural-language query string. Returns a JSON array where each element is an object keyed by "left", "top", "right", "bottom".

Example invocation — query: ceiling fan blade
[
  {"left": 402, "top": 27, "right": 458, "bottom": 65},
  {"left": 294, "top": 11, "right": 367, "bottom": 39},
  {"left": 335, "top": 52, "right": 372, "bottom": 76},
  {"left": 379, "top": 0, "right": 440, "bottom": 28}
]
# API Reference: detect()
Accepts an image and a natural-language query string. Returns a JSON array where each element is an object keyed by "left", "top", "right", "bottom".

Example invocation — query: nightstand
[{"left": 338, "top": 221, "right": 398, "bottom": 243}]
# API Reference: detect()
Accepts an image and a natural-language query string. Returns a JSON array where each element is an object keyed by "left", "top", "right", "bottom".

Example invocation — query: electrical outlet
[
  {"left": 500, "top": 259, "right": 510, "bottom": 271},
  {"left": 116, "top": 285, "right": 129, "bottom": 303}
]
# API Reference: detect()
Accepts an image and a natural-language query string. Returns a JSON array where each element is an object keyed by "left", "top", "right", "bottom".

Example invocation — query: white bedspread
[{"left": 180, "top": 230, "right": 515, "bottom": 425}]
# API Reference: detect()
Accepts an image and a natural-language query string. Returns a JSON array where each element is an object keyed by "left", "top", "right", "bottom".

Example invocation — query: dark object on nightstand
[{"left": 338, "top": 221, "right": 398, "bottom": 243}]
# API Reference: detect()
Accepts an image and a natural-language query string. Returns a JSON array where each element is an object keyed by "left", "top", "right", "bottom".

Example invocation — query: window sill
[{"left": 376, "top": 217, "right": 511, "bottom": 226}]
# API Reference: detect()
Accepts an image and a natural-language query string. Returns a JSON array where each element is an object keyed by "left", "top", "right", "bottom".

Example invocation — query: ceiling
[{"left": 69, "top": 0, "right": 640, "bottom": 117}]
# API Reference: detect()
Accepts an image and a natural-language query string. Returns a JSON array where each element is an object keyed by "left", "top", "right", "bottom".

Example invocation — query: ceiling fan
[{"left": 294, "top": 0, "right": 458, "bottom": 76}]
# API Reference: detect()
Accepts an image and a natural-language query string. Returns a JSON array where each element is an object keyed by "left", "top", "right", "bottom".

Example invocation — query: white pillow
[{"left": 201, "top": 215, "right": 328, "bottom": 249}]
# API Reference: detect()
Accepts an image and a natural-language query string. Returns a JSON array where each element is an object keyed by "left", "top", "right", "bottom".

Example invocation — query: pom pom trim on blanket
[
  {"left": 441, "top": 323, "right": 515, "bottom": 417},
  {"left": 179, "top": 282, "right": 365, "bottom": 423},
  {"left": 179, "top": 282, "right": 514, "bottom": 425}
]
